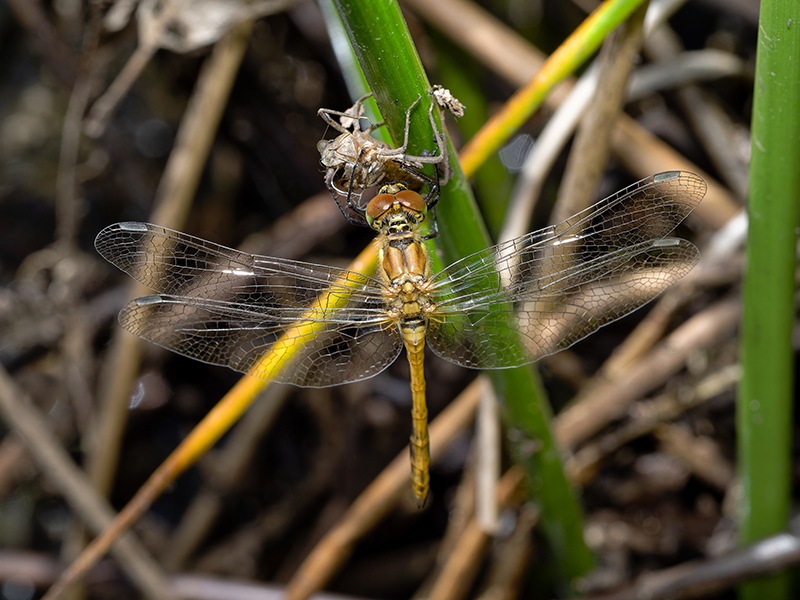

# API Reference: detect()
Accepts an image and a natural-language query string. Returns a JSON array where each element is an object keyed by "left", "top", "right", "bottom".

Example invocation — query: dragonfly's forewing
[
  {"left": 95, "top": 222, "right": 402, "bottom": 387},
  {"left": 426, "top": 171, "right": 706, "bottom": 368}
]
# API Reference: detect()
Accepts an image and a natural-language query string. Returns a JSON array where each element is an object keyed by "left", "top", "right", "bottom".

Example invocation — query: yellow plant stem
[{"left": 459, "top": 0, "right": 646, "bottom": 177}]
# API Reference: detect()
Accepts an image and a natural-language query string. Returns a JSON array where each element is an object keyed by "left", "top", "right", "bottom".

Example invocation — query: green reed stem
[{"left": 738, "top": 2, "right": 800, "bottom": 599}]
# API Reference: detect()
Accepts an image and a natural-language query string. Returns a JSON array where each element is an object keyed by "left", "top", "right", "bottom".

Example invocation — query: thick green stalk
[
  {"left": 738, "top": 2, "right": 800, "bottom": 599},
  {"left": 328, "top": 0, "right": 593, "bottom": 585}
]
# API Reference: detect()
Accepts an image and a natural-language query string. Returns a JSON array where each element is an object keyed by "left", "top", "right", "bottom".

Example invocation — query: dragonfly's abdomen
[{"left": 402, "top": 317, "right": 430, "bottom": 504}]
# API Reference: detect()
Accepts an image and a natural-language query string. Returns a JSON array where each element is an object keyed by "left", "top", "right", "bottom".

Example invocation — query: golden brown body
[{"left": 369, "top": 184, "right": 436, "bottom": 503}]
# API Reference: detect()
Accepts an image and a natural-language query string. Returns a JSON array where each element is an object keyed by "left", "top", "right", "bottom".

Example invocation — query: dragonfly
[{"left": 95, "top": 170, "right": 705, "bottom": 504}]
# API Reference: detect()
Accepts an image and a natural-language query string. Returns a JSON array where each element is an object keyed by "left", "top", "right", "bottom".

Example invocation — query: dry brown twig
[
  {"left": 86, "top": 0, "right": 299, "bottom": 136},
  {"left": 555, "top": 296, "right": 740, "bottom": 451},
  {"left": 0, "top": 365, "right": 174, "bottom": 599},
  {"left": 580, "top": 524, "right": 800, "bottom": 600},
  {"left": 426, "top": 468, "right": 527, "bottom": 600},
  {"left": 159, "top": 384, "right": 292, "bottom": 571},
  {"left": 565, "top": 364, "right": 740, "bottom": 486}
]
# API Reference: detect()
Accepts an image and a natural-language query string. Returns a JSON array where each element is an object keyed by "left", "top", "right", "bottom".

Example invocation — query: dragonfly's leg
[
  {"left": 318, "top": 92, "right": 378, "bottom": 134},
  {"left": 343, "top": 149, "right": 369, "bottom": 221},
  {"left": 397, "top": 102, "right": 446, "bottom": 205},
  {"left": 423, "top": 153, "right": 441, "bottom": 211},
  {"left": 427, "top": 100, "right": 451, "bottom": 184},
  {"left": 398, "top": 95, "right": 422, "bottom": 155},
  {"left": 317, "top": 108, "right": 349, "bottom": 134},
  {"left": 324, "top": 168, "right": 367, "bottom": 227},
  {"left": 404, "top": 154, "right": 440, "bottom": 218},
  {"left": 420, "top": 209, "right": 439, "bottom": 241},
  {"left": 352, "top": 91, "right": 374, "bottom": 106}
]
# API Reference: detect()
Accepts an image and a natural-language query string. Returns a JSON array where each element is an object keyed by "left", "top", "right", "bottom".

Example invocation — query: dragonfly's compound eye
[
  {"left": 366, "top": 193, "right": 395, "bottom": 228},
  {"left": 394, "top": 189, "right": 427, "bottom": 214}
]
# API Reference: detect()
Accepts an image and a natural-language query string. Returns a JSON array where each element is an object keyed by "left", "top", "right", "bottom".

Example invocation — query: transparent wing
[
  {"left": 95, "top": 222, "right": 402, "bottom": 387},
  {"left": 426, "top": 171, "right": 705, "bottom": 368}
]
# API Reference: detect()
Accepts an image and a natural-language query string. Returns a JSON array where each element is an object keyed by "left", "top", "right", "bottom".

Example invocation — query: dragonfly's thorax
[{"left": 380, "top": 235, "right": 435, "bottom": 319}]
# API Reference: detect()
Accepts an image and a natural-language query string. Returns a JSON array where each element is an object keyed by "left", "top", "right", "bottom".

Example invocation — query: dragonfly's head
[{"left": 366, "top": 183, "right": 427, "bottom": 235}]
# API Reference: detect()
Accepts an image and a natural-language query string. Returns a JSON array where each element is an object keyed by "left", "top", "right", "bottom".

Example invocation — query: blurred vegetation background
[{"left": 0, "top": 1, "right": 791, "bottom": 599}]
